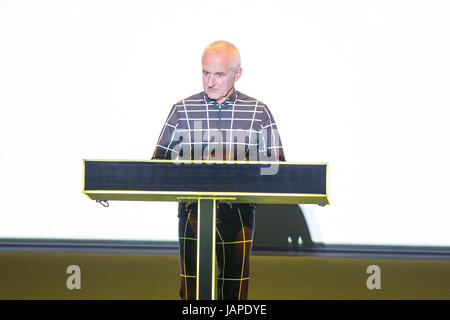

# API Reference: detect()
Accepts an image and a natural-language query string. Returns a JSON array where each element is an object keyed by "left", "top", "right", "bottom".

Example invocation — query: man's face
[{"left": 202, "top": 51, "right": 242, "bottom": 104}]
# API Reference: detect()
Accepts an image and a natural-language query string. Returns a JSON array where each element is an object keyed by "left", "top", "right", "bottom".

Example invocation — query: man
[{"left": 152, "top": 40, "right": 285, "bottom": 300}]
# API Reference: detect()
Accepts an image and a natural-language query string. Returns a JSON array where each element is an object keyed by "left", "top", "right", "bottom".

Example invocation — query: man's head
[{"left": 202, "top": 40, "right": 242, "bottom": 103}]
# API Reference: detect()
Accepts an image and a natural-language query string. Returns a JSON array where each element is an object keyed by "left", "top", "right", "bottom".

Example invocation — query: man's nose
[{"left": 208, "top": 75, "right": 216, "bottom": 87}]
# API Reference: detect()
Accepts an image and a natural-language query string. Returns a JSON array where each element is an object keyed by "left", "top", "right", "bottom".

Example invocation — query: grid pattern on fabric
[
  {"left": 178, "top": 202, "right": 255, "bottom": 300},
  {"left": 151, "top": 90, "right": 286, "bottom": 161}
]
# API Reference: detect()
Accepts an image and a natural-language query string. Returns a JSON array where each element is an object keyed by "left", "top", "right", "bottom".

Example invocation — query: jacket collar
[{"left": 204, "top": 89, "right": 238, "bottom": 107}]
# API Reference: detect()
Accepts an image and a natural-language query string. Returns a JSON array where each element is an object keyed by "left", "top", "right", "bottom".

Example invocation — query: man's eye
[{"left": 217, "top": 73, "right": 224, "bottom": 77}]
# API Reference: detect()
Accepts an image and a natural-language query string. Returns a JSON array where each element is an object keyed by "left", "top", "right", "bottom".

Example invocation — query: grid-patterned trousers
[{"left": 178, "top": 201, "right": 255, "bottom": 300}]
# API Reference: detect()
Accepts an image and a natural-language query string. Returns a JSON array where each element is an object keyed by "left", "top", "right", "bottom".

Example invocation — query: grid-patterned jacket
[{"left": 152, "top": 90, "right": 286, "bottom": 161}]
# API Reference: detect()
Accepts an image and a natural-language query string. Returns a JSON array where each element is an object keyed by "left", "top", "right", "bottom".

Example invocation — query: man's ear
[{"left": 234, "top": 67, "right": 242, "bottom": 82}]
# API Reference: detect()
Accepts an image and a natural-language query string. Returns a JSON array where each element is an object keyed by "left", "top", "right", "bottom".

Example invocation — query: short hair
[{"left": 202, "top": 40, "right": 241, "bottom": 72}]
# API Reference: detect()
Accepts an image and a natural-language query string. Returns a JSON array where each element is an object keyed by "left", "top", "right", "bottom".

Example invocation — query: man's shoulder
[
  {"left": 236, "top": 91, "right": 268, "bottom": 108},
  {"left": 173, "top": 92, "right": 205, "bottom": 106}
]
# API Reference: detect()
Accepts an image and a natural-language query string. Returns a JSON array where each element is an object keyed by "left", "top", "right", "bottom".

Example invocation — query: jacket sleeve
[
  {"left": 258, "top": 105, "right": 286, "bottom": 161},
  {"left": 151, "top": 104, "right": 180, "bottom": 160}
]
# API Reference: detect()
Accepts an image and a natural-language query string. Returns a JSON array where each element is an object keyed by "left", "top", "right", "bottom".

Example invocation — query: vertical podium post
[{"left": 197, "top": 198, "right": 217, "bottom": 300}]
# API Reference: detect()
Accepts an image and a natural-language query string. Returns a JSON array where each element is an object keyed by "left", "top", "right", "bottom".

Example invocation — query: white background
[{"left": 1, "top": 0, "right": 449, "bottom": 246}]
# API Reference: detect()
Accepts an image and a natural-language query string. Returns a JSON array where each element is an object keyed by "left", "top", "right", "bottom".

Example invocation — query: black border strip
[{"left": 1, "top": 238, "right": 449, "bottom": 260}]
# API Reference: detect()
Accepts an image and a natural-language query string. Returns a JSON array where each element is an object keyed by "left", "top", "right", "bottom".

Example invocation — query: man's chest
[{"left": 176, "top": 105, "right": 264, "bottom": 133}]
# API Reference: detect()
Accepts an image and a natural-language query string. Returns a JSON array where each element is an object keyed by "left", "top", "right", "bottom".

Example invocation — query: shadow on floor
[{"left": 253, "top": 204, "right": 315, "bottom": 249}]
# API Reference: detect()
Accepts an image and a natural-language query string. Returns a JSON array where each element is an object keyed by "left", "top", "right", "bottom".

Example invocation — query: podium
[{"left": 83, "top": 159, "right": 329, "bottom": 299}]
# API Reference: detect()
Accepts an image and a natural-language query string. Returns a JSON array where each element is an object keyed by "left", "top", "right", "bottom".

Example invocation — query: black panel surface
[{"left": 84, "top": 161, "right": 327, "bottom": 195}]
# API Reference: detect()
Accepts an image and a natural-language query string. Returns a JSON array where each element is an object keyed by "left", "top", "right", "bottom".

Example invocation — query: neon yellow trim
[
  {"left": 179, "top": 236, "right": 197, "bottom": 241},
  {"left": 83, "top": 160, "right": 85, "bottom": 194},
  {"left": 85, "top": 190, "right": 326, "bottom": 197},
  {"left": 183, "top": 211, "right": 192, "bottom": 300},
  {"left": 82, "top": 160, "right": 92, "bottom": 200},
  {"left": 211, "top": 199, "right": 217, "bottom": 300},
  {"left": 196, "top": 202, "right": 201, "bottom": 300},
  {"left": 83, "top": 191, "right": 329, "bottom": 205},
  {"left": 237, "top": 207, "right": 245, "bottom": 300},
  {"left": 218, "top": 277, "right": 250, "bottom": 281},
  {"left": 215, "top": 227, "right": 225, "bottom": 300},
  {"left": 325, "top": 162, "right": 330, "bottom": 205},
  {"left": 178, "top": 237, "right": 253, "bottom": 245},
  {"left": 177, "top": 196, "right": 237, "bottom": 201},
  {"left": 195, "top": 199, "right": 217, "bottom": 300},
  {"left": 83, "top": 158, "right": 328, "bottom": 166}
]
